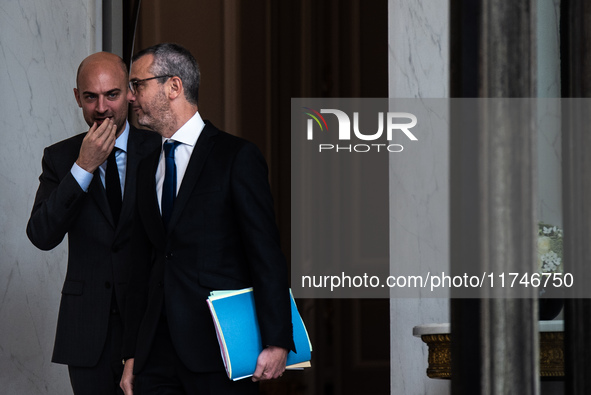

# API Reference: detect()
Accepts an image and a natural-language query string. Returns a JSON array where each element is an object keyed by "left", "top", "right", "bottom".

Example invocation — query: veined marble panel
[
  {"left": 388, "top": 0, "right": 563, "bottom": 393},
  {"left": 388, "top": 0, "right": 450, "bottom": 394},
  {"left": 388, "top": 0, "right": 449, "bottom": 98},
  {"left": 0, "top": 0, "right": 98, "bottom": 393}
]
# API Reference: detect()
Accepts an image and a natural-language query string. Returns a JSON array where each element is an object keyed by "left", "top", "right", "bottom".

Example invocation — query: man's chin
[{"left": 136, "top": 116, "right": 152, "bottom": 130}]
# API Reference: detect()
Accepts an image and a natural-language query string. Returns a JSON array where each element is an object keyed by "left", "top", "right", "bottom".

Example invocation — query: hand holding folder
[{"left": 207, "top": 288, "right": 312, "bottom": 381}]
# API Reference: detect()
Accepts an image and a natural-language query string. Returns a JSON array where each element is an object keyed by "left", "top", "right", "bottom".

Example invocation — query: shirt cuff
[{"left": 71, "top": 162, "right": 93, "bottom": 192}]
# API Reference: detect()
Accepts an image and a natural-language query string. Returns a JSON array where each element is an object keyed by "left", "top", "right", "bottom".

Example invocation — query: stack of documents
[{"left": 207, "top": 287, "right": 312, "bottom": 380}]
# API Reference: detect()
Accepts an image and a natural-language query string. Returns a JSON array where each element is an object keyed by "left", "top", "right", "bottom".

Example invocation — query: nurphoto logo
[{"left": 303, "top": 107, "right": 418, "bottom": 153}]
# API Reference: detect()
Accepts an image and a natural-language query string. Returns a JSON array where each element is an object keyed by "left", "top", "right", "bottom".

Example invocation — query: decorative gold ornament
[
  {"left": 421, "top": 334, "right": 452, "bottom": 379},
  {"left": 419, "top": 331, "right": 563, "bottom": 379}
]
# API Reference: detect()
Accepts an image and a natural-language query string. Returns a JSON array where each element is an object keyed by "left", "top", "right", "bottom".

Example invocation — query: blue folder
[{"left": 207, "top": 288, "right": 312, "bottom": 380}]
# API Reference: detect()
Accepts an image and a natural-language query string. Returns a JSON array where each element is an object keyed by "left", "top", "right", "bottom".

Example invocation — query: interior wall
[
  {"left": 0, "top": 1, "right": 100, "bottom": 393},
  {"left": 387, "top": 0, "right": 563, "bottom": 393},
  {"left": 135, "top": 0, "right": 226, "bottom": 126},
  {"left": 388, "top": 0, "right": 451, "bottom": 394}
]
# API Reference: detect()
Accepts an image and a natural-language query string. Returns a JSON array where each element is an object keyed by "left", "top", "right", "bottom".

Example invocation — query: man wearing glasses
[
  {"left": 120, "top": 43, "right": 294, "bottom": 394},
  {"left": 27, "top": 52, "right": 159, "bottom": 394}
]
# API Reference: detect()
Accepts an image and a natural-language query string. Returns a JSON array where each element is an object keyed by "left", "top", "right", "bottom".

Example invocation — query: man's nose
[
  {"left": 127, "top": 89, "right": 135, "bottom": 103},
  {"left": 96, "top": 96, "right": 107, "bottom": 113}
]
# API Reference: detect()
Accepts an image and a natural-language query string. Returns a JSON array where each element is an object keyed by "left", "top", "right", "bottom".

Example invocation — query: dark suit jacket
[
  {"left": 123, "top": 121, "right": 295, "bottom": 374},
  {"left": 27, "top": 126, "right": 160, "bottom": 367}
]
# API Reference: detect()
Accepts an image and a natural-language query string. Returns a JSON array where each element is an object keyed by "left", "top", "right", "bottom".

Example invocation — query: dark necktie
[
  {"left": 162, "top": 140, "right": 181, "bottom": 228},
  {"left": 106, "top": 148, "right": 122, "bottom": 225}
]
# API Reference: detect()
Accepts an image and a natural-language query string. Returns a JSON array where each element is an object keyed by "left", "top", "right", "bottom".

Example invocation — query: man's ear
[
  {"left": 168, "top": 76, "right": 183, "bottom": 100},
  {"left": 73, "top": 88, "right": 83, "bottom": 108}
]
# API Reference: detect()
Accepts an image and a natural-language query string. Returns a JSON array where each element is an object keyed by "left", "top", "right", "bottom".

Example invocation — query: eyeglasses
[{"left": 128, "top": 75, "right": 172, "bottom": 94}]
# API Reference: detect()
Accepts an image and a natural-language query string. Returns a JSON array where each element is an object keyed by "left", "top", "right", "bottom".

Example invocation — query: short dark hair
[{"left": 132, "top": 43, "right": 200, "bottom": 105}]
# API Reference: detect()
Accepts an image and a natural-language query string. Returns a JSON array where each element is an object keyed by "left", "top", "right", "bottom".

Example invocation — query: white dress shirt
[{"left": 155, "top": 111, "right": 205, "bottom": 212}]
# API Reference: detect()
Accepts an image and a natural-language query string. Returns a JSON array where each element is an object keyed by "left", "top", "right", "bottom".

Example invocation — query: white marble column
[
  {"left": 388, "top": 0, "right": 563, "bottom": 393},
  {"left": 0, "top": 1, "right": 99, "bottom": 393},
  {"left": 388, "top": 1, "right": 450, "bottom": 394}
]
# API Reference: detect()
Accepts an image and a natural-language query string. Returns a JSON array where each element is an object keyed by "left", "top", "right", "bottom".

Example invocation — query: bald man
[{"left": 27, "top": 52, "right": 160, "bottom": 394}]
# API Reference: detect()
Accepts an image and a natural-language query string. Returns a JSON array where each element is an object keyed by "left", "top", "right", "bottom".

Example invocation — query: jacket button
[{"left": 105, "top": 282, "right": 112, "bottom": 289}]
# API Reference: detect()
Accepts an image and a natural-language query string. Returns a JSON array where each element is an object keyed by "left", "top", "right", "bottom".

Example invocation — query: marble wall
[
  {"left": 388, "top": 0, "right": 451, "bottom": 394},
  {"left": 387, "top": 0, "right": 562, "bottom": 393},
  {"left": 0, "top": 0, "right": 99, "bottom": 393}
]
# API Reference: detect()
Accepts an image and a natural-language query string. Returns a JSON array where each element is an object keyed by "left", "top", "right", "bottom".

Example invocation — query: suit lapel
[
  {"left": 118, "top": 129, "right": 139, "bottom": 233},
  {"left": 141, "top": 147, "right": 168, "bottom": 244},
  {"left": 167, "top": 123, "right": 217, "bottom": 231},
  {"left": 116, "top": 127, "right": 158, "bottom": 237}
]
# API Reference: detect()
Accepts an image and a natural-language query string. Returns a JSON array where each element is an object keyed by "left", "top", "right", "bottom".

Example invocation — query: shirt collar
[
  {"left": 115, "top": 121, "right": 130, "bottom": 152},
  {"left": 163, "top": 111, "right": 205, "bottom": 147}
]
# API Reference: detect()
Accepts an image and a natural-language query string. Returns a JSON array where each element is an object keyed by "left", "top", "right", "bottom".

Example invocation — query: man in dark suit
[
  {"left": 120, "top": 43, "right": 294, "bottom": 394},
  {"left": 27, "top": 52, "right": 160, "bottom": 394}
]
